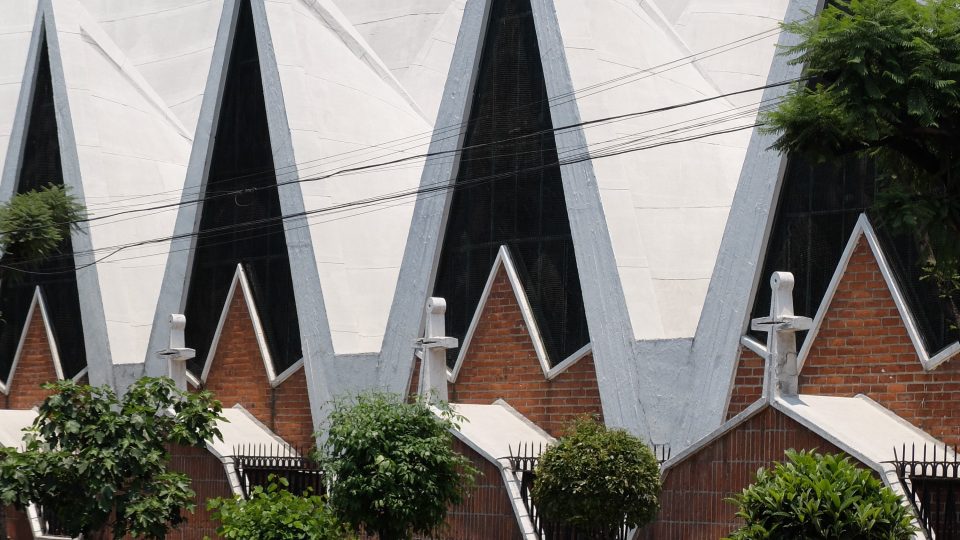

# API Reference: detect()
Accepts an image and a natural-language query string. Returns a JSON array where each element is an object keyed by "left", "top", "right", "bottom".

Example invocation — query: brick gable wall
[
  {"left": 799, "top": 238, "right": 960, "bottom": 448},
  {"left": 412, "top": 266, "right": 603, "bottom": 437},
  {"left": 638, "top": 406, "right": 843, "bottom": 540},
  {"left": 165, "top": 444, "right": 234, "bottom": 540},
  {"left": 726, "top": 347, "right": 765, "bottom": 419},
  {"left": 4, "top": 308, "right": 59, "bottom": 409},
  {"left": 199, "top": 287, "right": 314, "bottom": 449},
  {"left": 443, "top": 438, "right": 524, "bottom": 540}
]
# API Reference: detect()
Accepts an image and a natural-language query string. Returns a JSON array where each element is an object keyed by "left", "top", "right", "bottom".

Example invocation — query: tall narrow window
[
  {"left": 184, "top": 0, "right": 301, "bottom": 374},
  {"left": 0, "top": 33, "right": 86, "bottom": 380},
  {"left": 433, "top": 0, "right": 589, "bottom": 366}
]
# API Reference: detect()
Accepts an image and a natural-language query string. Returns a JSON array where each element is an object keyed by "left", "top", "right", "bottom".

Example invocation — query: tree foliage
[
  {"left": 726, "top": 450, "right": 915, "bottom": 539},
  {"left": 208, "top": 476, "right": 350, "bottom": 540},
  {"left": 765, "top": 0, "right": 960, "bottom": 308},
  {"left": 531, "top": 417, "right": 661, "bottom": 537},
  {"left": 0, "top": 377, "right": 223, "bottom": 539},
  {"left": 318, "top": 392, "right": 477, "bottom": 540},
  {"left": 0, "top": 183, "right": 84, "bottom": 269}
]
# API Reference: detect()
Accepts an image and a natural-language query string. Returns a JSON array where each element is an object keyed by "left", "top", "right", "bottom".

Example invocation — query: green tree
[
  {"left": 0, "top": 183, "right": 85, "bottom": 276},
  {"left": 318, "top": 392, "right": 477, "bottom": 540},
  {"left": 726, "top": 450, "right": 915, "bottom": 539},
  {"left": 207, "top": 475, "right": 350, "bottom": 540},
  {"left": 0, "top": 377, "right": 224, "bottom": 539},
  {"left": 764, "top": 0, "right": 960, "bottom": 316},
  {"left": 531, "top": 417, "right": 661, "bottom": 538}
]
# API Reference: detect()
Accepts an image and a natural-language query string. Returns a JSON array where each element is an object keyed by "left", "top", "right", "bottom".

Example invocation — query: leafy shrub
[
  {"left": 0, "top": 377, "right": 223, "bottom": 539},
  {"left": 208, "top": 476, "right": 349, "bottom": 540},
  {"left": 726, "top": 450, "right": 916, "bottom": 539},
  {"left": 531, "top": 417, "right": 661, "bottom": 536},
  {"left": 0, "top": 183, "right": 84, "bottom": 266},
  {"left": 318, "top": 392, "right": 477, "bottom": 540}
]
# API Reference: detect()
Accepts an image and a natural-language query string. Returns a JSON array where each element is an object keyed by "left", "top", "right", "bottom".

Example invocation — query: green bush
[
  {"left": 531, "top": 418, "right": 661, "bottom": 536},
  {"left": 726, "top": 450, "right": 916, "bottom": 539},
  {"left": 318, "top": 393, "right": 477, "bottom": 540},
  {"left": 207, "top": 476, "right": 349, "bottom": 540}
]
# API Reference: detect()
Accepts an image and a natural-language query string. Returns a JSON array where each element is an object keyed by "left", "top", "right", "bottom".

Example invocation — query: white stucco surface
[
  {"left": 0, "top": 1, "right": 38, "bottom": 181},
  {"left": 0, "top": 409, "right": 37, "bottom": 450},
  {"left": 551, "top": 0, "right": 789, "bottom": 340},
  {"left": 262, "top": 0, "right": 434, "bottom": 354},
  {"left": 49, "top": 0, "right": 192, "bottom": 365},
  {"left": 79, "top": 0, "right": 224, "bottom": 135},
  {"left": 448, "top": 402, "right": 553, "bottom": 462}
]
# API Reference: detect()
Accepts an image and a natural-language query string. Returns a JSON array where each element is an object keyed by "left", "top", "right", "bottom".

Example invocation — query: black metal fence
[
  {"left": 891, "top": 444, "right": 959, "bottom": 540},
  {"left": 230, "top": 444, "right": 326, "bottom": 498},
  {"left": 507, "top": 442, "right": 671, "bottom": 540}
]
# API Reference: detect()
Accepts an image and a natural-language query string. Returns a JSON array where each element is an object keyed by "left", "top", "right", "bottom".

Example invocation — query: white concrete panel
[
  {"left": 50, "top": 0, "right": 192, "bottom": 365},
  {"left": 263, "top": 0, "right": 433, "bottom": 354},
  {"left": 79, "top": 0, "right": 223, "bottom": 135},
  {"left": 0, "top": 409, "right": 37, "bottom": 449},
  {"left": 552, "top": 0, "right": 775, "bottom": 340},
  {"left": 0, "top": 1, "right": 38, "bottom": 179}
]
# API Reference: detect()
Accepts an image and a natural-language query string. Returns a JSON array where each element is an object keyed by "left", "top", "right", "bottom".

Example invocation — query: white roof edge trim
[
  {"left": 740, "top": 335, "right": 767, "bottom": 358},
  {"left": 796, "top": 213, "right": 960, "bottom": 373},
  {"left": 28, "top": 502, "right": 75, "bottom": 540},
  {"left": 70, "top": 366, "right": 88, "bottom": 383},
  {"left": 4, "top": 287, "right": 65, "bottom": 393},
  {"left": 446, "top": 245, "right": 592, "bottom": 383},
  {"left": 662, "top": 398, "right": 768, "bottom": 471},
  {"left": 185, "top": 370, "right": 201, "bottom": 388},
  {"left": 200, "top": 263, "right": 302, "bottom": 387}
]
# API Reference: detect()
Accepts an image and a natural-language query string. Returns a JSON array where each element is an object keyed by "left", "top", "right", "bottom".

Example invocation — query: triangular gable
[
  {"left": 448, "top": 246, "right": 592, "bottom": 383},
  {"left": 797, "top": 214, "right": 960, "bottom": 372},
  {"left": 1, "top": 287, "right": 85, "bottom": 396},
  {"left": 197, "top": 264, "right": 304, "bottom": 388}
]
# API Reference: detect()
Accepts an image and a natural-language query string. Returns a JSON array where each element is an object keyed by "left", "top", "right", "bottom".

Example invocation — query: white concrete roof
[
  {"left": 448, "top": 402, "right": 553, "bottom": 462},
  {"left": 48, "top": 0, "right": 193, "bottom": 366},
  {"left": 79, "top": 0, "right": 224, "bottom": 135},
  {"left": 262, "top": 0, "right": 433, "bottom": 354},
  {"left": 552, "top": 0, "right": 789, "bottom": 339},
  {"left": 773, "top": 394, "right": 953, "bottom": 473},
  {"left": 206, "top": 406, "right": 290, "bottom": 458},
  {"left": 0, "top": 0, "right": 38, "bottom": 181},
  {"left": 0, "top": 409, "right": 37, "bottom": 449}
]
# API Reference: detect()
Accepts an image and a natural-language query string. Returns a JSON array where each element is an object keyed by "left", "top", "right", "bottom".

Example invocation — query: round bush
[
  {"left": 726, "top": 450, "right": 916, "bottom": 539},
  {"left": 531, "top": 418, "right": 661, "bottom": 535}
]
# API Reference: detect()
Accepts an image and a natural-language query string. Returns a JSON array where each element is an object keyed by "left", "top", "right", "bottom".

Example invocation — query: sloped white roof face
[
  {"left": 0, "top": 1, "right": 38, "bottom": 181},
  {"left": 47, "top": 0, "right": 192, "bottom": 367},
  {"left": 78, "top": 0, "right": 224, "bottom": 135},
  {"left": 0, "top": 409, "right": 37, "bottom": 449},
  {"left": 207, "top": 406, "right": 289, "bottom": 457},
  {"left": 332, "top": 0, "right": 466, "bottom": 120},
  {"left": 262, "top": 0, "right": 433, "bottom": 354},
  {"left": 448, "top": 402, "right": 553, "bottom": 462},
  {"left": 552, "top": 0, "right": 789, "bottom": 339}
]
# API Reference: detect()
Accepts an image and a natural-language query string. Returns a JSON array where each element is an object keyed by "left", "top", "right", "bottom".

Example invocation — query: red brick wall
[
  {"left": 799, "top": 238, "right": 960, "bottom": 448},
  {"left": 442, "top": 438, "right": 523, "bottom": 540},
  {"left": 726, "top": 347, "right": 765, "bottom": 419},
  {"left": 638, "top": 406, "right": 843, "bottom": 540},
  {"left": 200, "top": 287, "right": 314, "bottom": 449},
  {"left": 434, "top": 266, "right": 602, "bottom": 437},
  {"left": 2, "top": 505, "right": 33, "bottom": 539},
  {"left": 165, "top": 444, "right": 234, "bottom": 540},
  {"left": 4, "top": 308, "right": 59, "bottom": 409}
]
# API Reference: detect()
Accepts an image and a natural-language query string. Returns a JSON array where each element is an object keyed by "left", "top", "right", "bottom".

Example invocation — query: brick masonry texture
[
  {"left": 164, "top": 444, "right": 234, "bottom": 540},
  {"left": 4, "top": 307, "right": 58, "bottom": 409},
  {"left": 726, "top": 347, "right": 765, "bottom": 419},
  {"left": 799, "top": 238, "right": 960, "bottom": 448},
  {"left": 638, "top": 406, "right": 843, "bottom": 540},
  {"left": 200, "top": 287, "right": 314, "bottom": 449},
  {"left": 2, "top": 505, "right": 33, "bottom": 539},
  {"left": 441, "top": 438, "right": 523, "bottom": 540},
  {"left": 414, "top": 266, "right": 602, "bottom": 437}
]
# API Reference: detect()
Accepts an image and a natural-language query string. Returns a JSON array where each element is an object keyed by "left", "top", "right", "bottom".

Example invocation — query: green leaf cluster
[
  {"left": 531, "top": 417, "right": 661, "bottom": 536},
  {"left": 207, "top": 475, "right": 351, "bottom": 540},
  {"left": 318, "top": 393, "right": 477, "bottom": 540},
  {"left": 765, "top": 0, "right": 960, "bottom": 312},
  {"left": 0, "top": 184, "right": 84, "bottom": 267},
  {"left": 726, "top": 450, "right": 916, "bottom": 539},
  {"left": 0, "top": 377, "right": 224, "bottom": 539}
]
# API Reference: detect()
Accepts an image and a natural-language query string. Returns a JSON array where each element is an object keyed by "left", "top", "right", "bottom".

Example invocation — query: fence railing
[
  {"left": 229, "top": 444, "right": 326, "bottom": 498},
  {"left": 891, "top": 443, "right": 959, "bottom": 540},
  {"left": 507, "top": 442, "right": 671, "bottom": 540}
]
